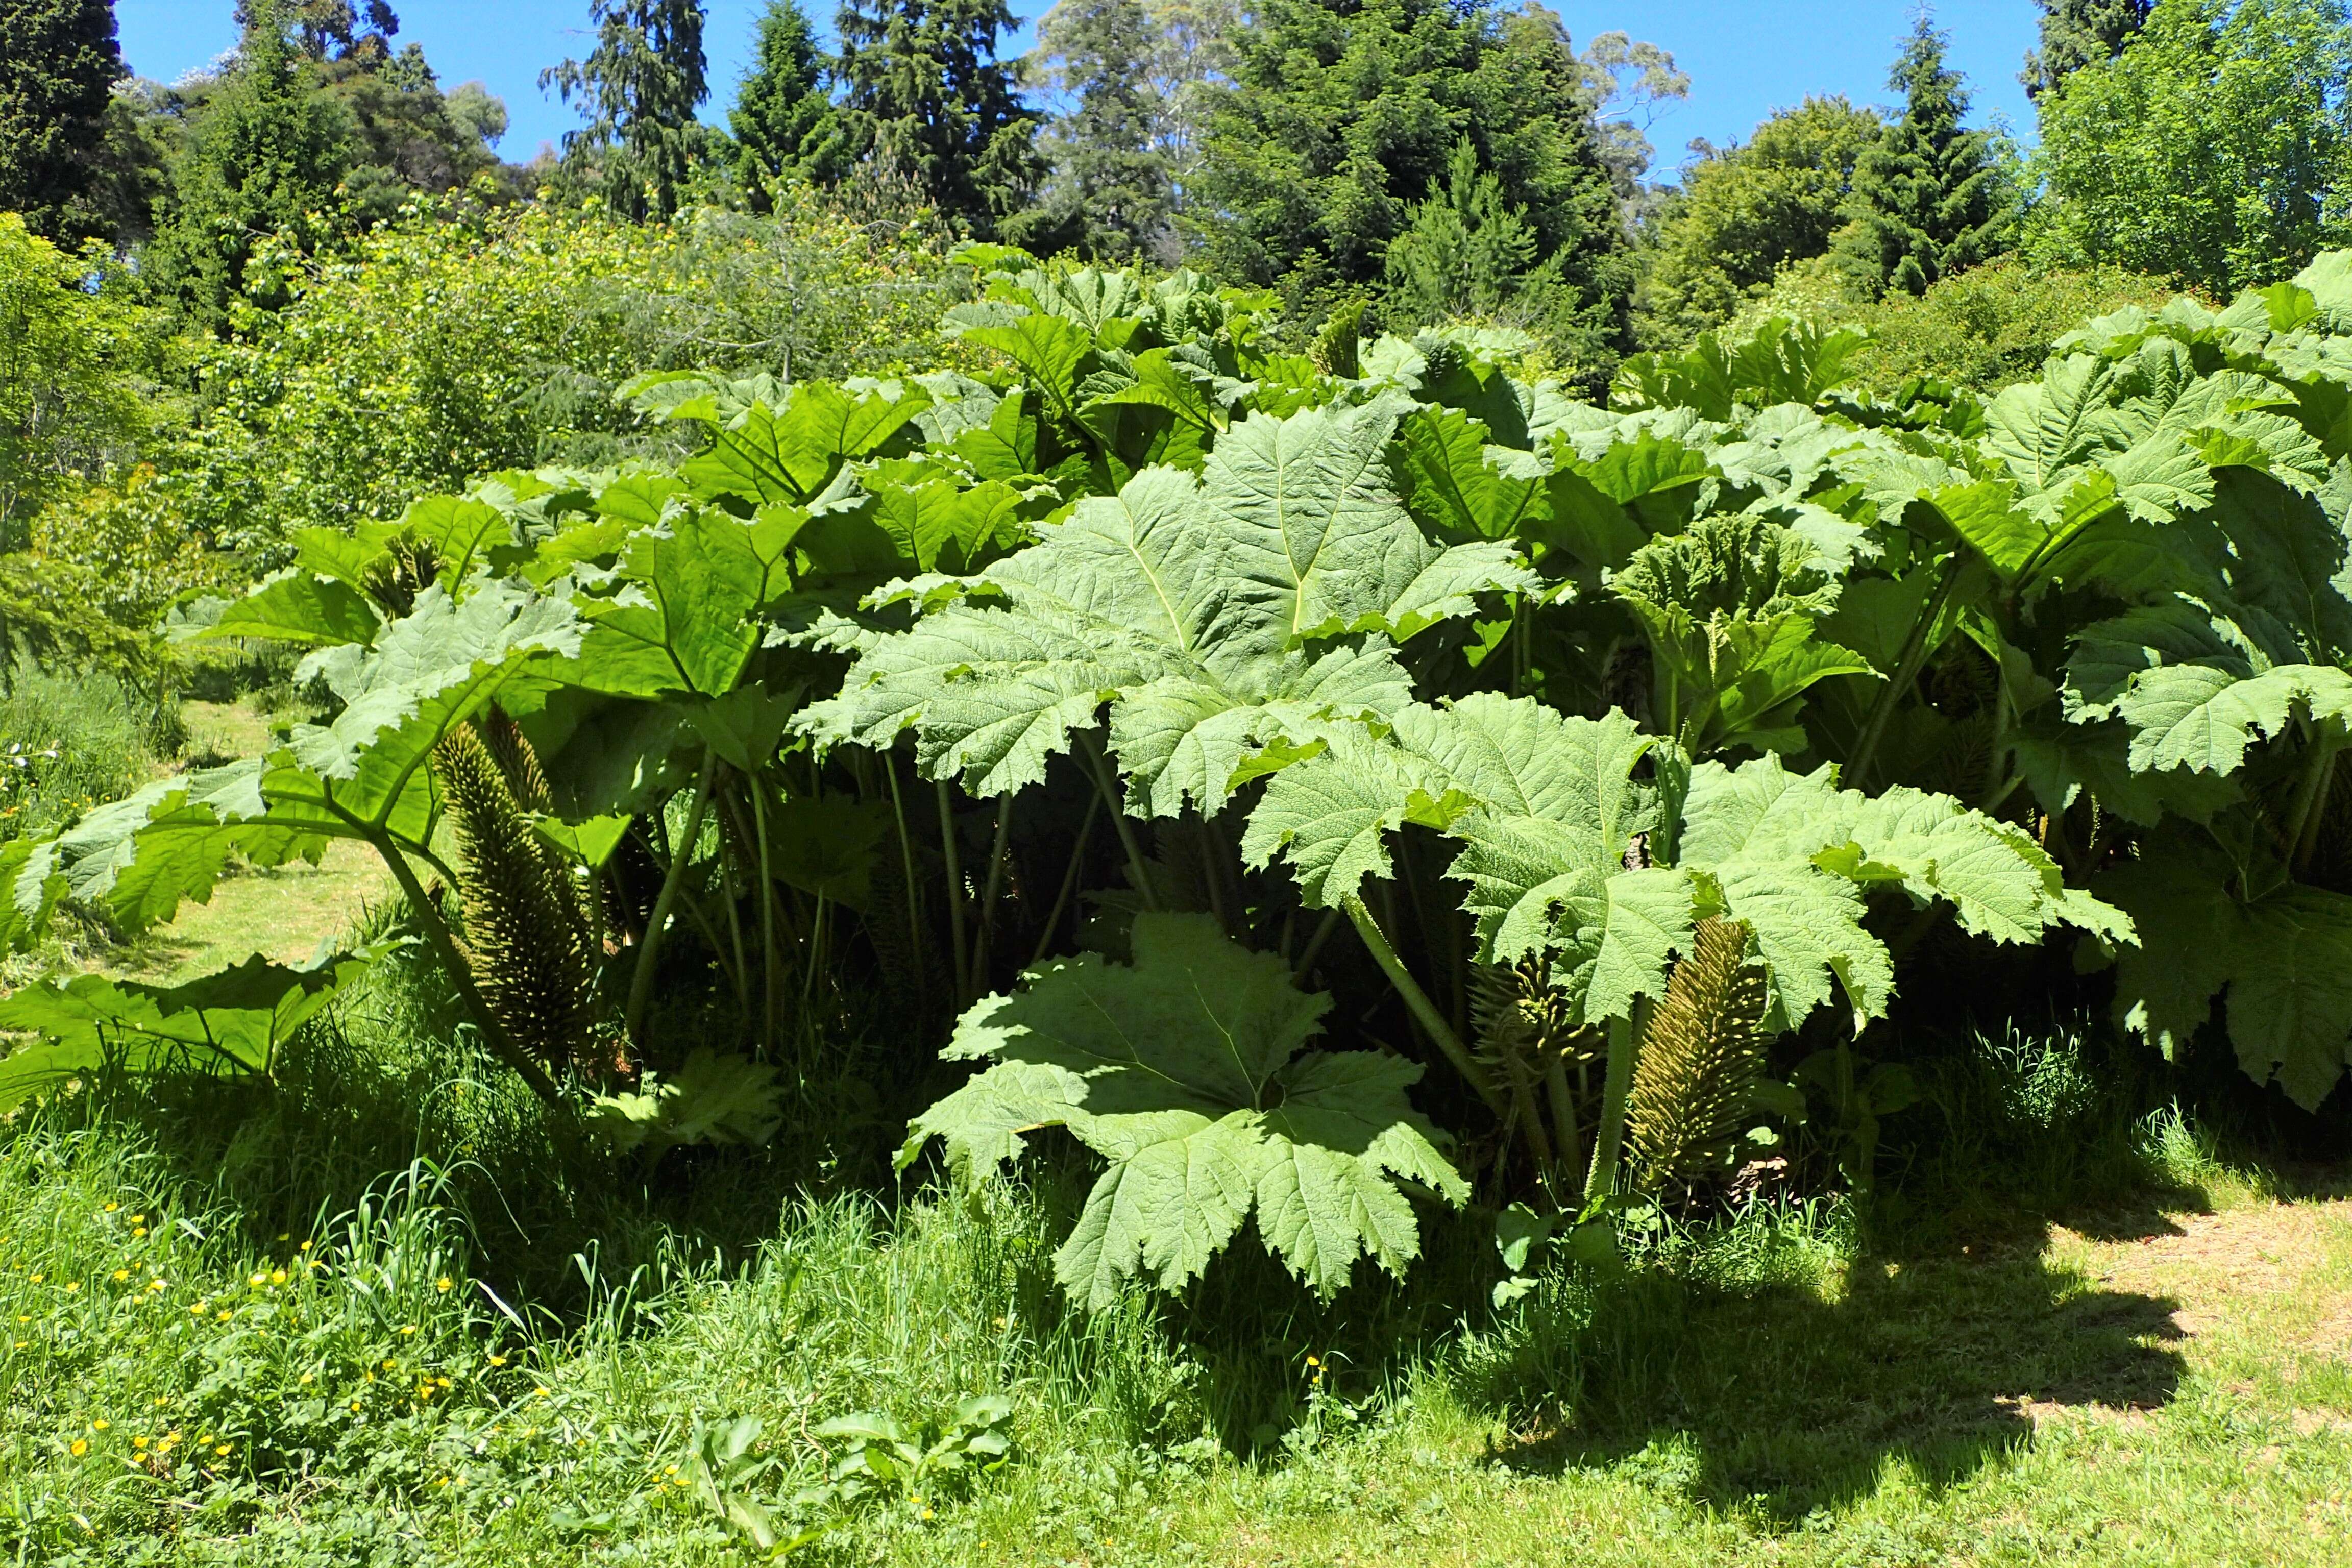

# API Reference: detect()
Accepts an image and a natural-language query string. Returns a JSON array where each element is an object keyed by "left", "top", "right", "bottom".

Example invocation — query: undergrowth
[{"left": 2, "top": 953, "right": 2335, "bottom": 1564}]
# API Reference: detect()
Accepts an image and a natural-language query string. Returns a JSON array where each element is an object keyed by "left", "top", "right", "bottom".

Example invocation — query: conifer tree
[
  {"left": 542, "top": 0, "right": 712, "bottom": 220},
  {"left": 1025, "top": 0, "right": 1175, "bottom": 260},
  {"left": 1832, "top": 16, "right": 2007, "bottom": 297},
  {"left": 0, "top": 0, "right": 127, "bottom": 240},
  {"left": 1383, "top": 137, "right": 1550, "bottom": 322},
  {"left": 832, "top": 0, "right": 1044, "bottom": 236},
  {"left": 144, "top": 0, "right": 356, "bottom": 320},
  {"left": 730, "top": 0, "right": 843, "bottom": 206},
  {"left": 1194, "top": 0, "right": 1634, "bottom": 370},
  {"left": 2021, "top": 0, "right": 2151, "bottom": 99}
]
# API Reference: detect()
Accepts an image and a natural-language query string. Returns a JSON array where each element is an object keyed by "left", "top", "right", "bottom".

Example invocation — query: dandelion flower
[
  {"left": 270, "top": 1270, "right": 287, "bottom": 1286},
  {"left": 148, "top": 1279, "right": 165, "bottom": 1292},
  {"left": 248, "top": 1273, "right": 266, "bottom": 1288},
  {"left": 91, "top": 1420, "right": 108, "bottom": 1431},
  {"left": 134, "top": 1436, "right": 149, "bottom": 1450},
  {"left": 69, "top": 1440, "right": 86, "bottom": 1456},
  {"left": 487, "top": 1354, "right": 506, "bottom": 1367},
  {"left": 214, "top": 1444, "right": 229, "bottom": 1458},
  {"left": 133, "top": 1228, "right": 148, "bottom": 1238},
  {"left": 436, "top": 1276, "right": 453, "bottom": 1293},
  {"left": 111, "top": 1270, "right": 129, "bottom": 1282},
  {"left": 104, "top": 1204, "right": 118, "bottom": 1214},
  {"left": 217, "top": 1310, "right": 233, "bottom": 1322},
  {"left": 27, "top": 1274, "right": 41, "bottom": 1284}
]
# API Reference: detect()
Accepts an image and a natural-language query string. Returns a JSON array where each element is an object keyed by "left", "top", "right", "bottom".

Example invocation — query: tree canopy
[
  {"left": 2022, "top": 0, "right": 2151, "bottom": 99},
  {"left": 832, "top": 0, "right": 1046, "bottom": 237},
  {"left": 1022, "top": 0, "right": 1178, "bottom": 261},
  {"left": 1636, "top": 95, "right": 1883, "bottom": 345},
  {"left": 0, "top": 0, "right": 127, "bottom": 241},
  {"left": 731, "top": 0, "right": 844, "bottom": 206},
  {"left": 2026, "top": 0, "right": 2352, "bottom": 294},
  {"left": 542, "top": 0, "right": 713, "bottom": 220},
  {"left": 1191, "top": 0, "right": 1636, "bottom": 371}
]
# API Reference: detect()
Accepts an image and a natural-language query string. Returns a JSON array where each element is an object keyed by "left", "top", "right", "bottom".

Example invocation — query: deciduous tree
[
  {"left": 1636, "top": 96, "right": 1882, "bottom": 345},
  {"left": 2026, "top": 0, "right": 2352, "bottom": 293}
]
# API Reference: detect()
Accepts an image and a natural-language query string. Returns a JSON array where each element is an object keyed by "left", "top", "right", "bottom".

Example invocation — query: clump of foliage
[
  {"left": 2026, "top": 0, "right": 2352, "bottom": 295},
  {"left": 12, "top": 240, "right": 2352, "bottom": 1317},
  {"left": 1635, "top": 95, "right": 1884, "bottom": 347},
  {"left": 0, "top": 214, "right": 176, "bottom": 547},
  {"left": 133, "top": 196, "right": 965, "bottom": 558}
]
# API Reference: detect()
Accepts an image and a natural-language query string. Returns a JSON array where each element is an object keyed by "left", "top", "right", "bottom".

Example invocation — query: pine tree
[
  {"left": 1832, "top": 16, "right": 2008, "bottom": 298},
  {"left": 730, "top": 0, "right": 842, "bottom": 206},
  {"left": 0, "top": 0, "right": 127, "bottom": 241},
  {"left": 1194, "top": 0, "right": 1635, "bottom": 373},
  {"left": 2021, "top": 0, "right": 2151, "bottom": 100},
  {"left": 542, "top": 0, "right": 712, "bottom": 220},
  {"left": 1383, "top": 137, "right": 1551, "bottom": 322},
  {"left": 832, "top": 0, "right": 1046, "bottom": 237},
  {"left": 1025, "top": 0, "right": 1176, "bottom": 260}
]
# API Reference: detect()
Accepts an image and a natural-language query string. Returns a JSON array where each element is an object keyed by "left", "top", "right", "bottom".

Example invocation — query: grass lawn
[{"left": 0, "top": 1047, "right": 2344, "bottom": 1564}]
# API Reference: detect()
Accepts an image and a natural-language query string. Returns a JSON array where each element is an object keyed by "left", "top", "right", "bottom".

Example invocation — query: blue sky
[{"left": 113, "top": 1, "right": 2042, "bottom": 180}]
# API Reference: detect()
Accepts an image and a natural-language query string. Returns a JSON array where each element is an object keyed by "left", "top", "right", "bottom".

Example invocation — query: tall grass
[{"left": 0, "top": 658, "right": 177, "bottom": 841}]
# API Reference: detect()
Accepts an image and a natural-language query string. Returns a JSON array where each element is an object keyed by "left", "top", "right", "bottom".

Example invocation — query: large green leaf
[
  {"left": 2102, "top": 838, "right": 2352, "bottom": 1109},
  {"left": 2066, "top": 597, "right": 2352, "bottom": 774},
  {"left": 1248, "top": 698, "right": 2125, "bottom": 1029},
  {"left": 680, "top": 382, "right": 931, "bottom": 505},
  {"left": 53, "top": 582, "right": 580, "bottom": 933},
  {"left": 1612, "top": 511, "right": 1872, "bottom": 749},
  {"left": 572, "top": 506, "right": 805, "bottom": 697},
  {"left": 0, "top": 948, "right": 382, "bottom": 1111},
  {"left": 904, "top": 914, "right": 1466, "bottom": 1305},
  {"left": 1391, "top": 405, "right": 1546, "bottom": 544},
  {"left": 802, "top": 401, "right": 1525, "bottom": 812}
]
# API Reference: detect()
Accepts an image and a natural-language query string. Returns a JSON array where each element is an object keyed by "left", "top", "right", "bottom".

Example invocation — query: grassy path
[{"left": 92, "top": 700, "right": 393, "bottom": 985}]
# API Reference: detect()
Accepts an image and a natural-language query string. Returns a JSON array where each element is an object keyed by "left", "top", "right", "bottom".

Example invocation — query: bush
[
  {"left": 150, "top": 191, "right": 973, "bottom": 557},
  {"left": 0, "top": 212, "right": 183, "bottom": 548},
  {"left": 1730, "top": 252, "right": 2180, "bottom": 393},
  {"left": 0, "top": 659, "right": 170, "bottom": 841}
]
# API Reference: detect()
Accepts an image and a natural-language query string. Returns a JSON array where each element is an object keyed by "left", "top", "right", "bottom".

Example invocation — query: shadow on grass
[{"left": 1465, "top": 1209, "right": 2189, "bottom": 1522}]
